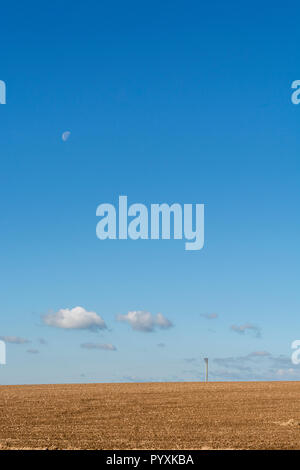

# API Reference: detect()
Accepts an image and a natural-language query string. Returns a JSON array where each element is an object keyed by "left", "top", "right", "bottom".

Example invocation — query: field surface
[{"left": 0, "top": 381, "right": 300, "bottom": 450}]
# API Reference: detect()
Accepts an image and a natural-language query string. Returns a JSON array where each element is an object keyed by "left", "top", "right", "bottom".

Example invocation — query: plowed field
[{"left": 0, "top": 381, "right": 299, "bottom": 449}]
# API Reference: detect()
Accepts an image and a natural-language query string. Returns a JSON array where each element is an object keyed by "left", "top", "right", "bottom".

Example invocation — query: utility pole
[{"left": 204, "top": 357, "right": 208, "bottom": 382}]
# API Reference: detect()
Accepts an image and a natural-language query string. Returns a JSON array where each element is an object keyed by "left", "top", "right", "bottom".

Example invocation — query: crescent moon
[{"left": 62, "top": 131, "right": 71, "bottom": 142}]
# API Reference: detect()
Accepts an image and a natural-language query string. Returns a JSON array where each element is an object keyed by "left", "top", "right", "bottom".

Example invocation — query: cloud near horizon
[
  {"left": 43, "top": 306, "right": 107, "bottom": 331},
  {"left": 249, "top": 351, "right": 270, "bottom": 357},
  {"left": 81, "top": 343, "right": 117, "bottom": 351},
  {"left": 117, "top": 311, "right": 173, "bottom": 332},
  {"left": 211, "top": 351, "right": 299, "bottom": 381},
  {"left": 0, "top": 336, "right": 30, "bottom": 344}
]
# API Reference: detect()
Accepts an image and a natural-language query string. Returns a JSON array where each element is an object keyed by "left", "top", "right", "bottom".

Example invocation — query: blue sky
[{"left": 0, "top": 1, "right": 300, "bottom": 384}]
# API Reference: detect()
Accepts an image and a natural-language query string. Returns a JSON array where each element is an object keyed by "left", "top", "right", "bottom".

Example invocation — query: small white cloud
[
  {"left": 27, "top": 348, "right": 39, "bottom": 354},
  {"left": 249, "top": 351, "right": 270, "bottom": 357},
  {"left": 0, "top": 336, "right": 30, "bottom": 344},
  {"left": 43, "top": 306, "right": 107, "bottom": 331},
  {"left": 117, "top": 310, "right": 173, "bottom": 332},
  {"left": 200, "top": 313, "right": 218, "bottom": 320},
  {"left": 81, "top": 343, "right": 116, "bottom": 351},
  {"left": 276, "top": 368, "right": 295, "bottom": 376},
  {"left": 230, "top": 323, "right": 261, "bottom": 338}
]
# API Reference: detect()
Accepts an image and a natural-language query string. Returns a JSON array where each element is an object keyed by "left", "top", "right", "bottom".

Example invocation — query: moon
[{"left": 62, "top": 131, "right": 71, "bottom": 142}]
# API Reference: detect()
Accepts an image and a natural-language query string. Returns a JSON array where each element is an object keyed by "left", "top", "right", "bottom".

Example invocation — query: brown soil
[{"left": 0, "top": 381, "right": 299, "bottom": 449}]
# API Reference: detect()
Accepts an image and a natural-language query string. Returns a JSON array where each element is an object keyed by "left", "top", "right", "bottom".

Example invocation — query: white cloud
[
  {"left": 27, "top": 349, "right": 39, "bottom": 354},
  {"left": 156, "top": 312, "right": 173, "bottom": 329},
  {"left": 230, "top": 323, "right": 261, "bottom": 338},
  {"left": 211, "top": 352, "right": 300, "bottom": 381},
  {"left": 200, "top": 313, "right": 218, "bottom": 320},
  {"left": 276, "top": 368, "right": 296, "bottom": 377},
  {"left": 117, "top": 310, "right": 173, "bottom": 332},
  {"left": 81, "top": 343, "right": 116, "bottom": 351},
  {"left": 43, "top": 306, "right": 107, "bottom": 331},
  {"left": 0, "top": 336, "right": 30, "bottom": 344},
  {"left": 249, "top": 351, "right": 270, "bottom": 357}
]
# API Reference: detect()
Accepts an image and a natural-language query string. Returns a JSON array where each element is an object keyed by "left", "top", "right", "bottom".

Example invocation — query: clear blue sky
[{"left": 1, "top": 1, "right": 300, "bottom": 384}]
